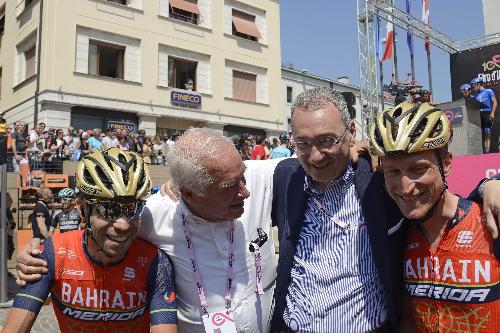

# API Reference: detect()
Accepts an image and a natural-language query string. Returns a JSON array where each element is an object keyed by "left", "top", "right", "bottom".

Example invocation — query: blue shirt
[
  {"left": 475, "top": 88, "right": 496, "bottom": 112},
  {"left": 283, "top": 164, "right": 387, "bottom": 332},
  {"left": 88, "top": 136, "right": 103, "bottom": 151},
  {"left": 270, "top": 146, "right": 291, "bottom": 159}
]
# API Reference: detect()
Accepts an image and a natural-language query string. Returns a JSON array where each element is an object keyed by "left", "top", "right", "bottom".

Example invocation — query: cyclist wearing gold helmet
[
  {"left": 370, "top": 102, "right": 500, "bottom": 333},
  {"left": 3, "top": 148, "right": 177, "bottom": 333}
]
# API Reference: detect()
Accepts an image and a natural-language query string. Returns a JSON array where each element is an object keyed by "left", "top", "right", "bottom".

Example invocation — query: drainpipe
[{"left": 33, "top": 0, "right": 43, "bottom": 126}]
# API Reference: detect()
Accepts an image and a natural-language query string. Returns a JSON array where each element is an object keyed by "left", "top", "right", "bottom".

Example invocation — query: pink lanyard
[
  {"left": 309, "top": 196, "right": 349, "bottom": 229},
  {"left": 181, "top": 213, "right": 235, "bottom": 313}
]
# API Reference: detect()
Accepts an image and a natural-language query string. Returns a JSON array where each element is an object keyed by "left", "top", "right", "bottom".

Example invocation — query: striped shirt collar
[{"left": 304, "top": 162, "right": 355, "bottom": 195}]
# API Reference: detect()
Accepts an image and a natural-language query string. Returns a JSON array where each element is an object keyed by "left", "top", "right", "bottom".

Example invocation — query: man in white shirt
[{"left": 140, "top": 128, "right": 278, "bottom": 332}]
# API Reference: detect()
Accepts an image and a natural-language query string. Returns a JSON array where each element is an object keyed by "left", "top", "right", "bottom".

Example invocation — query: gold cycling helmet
[
  {"left": 76, "top": 147, "right": 151, "bottom": 203},
  {"left": 369, "top": 101, "right": 452, "bottom": 156}
]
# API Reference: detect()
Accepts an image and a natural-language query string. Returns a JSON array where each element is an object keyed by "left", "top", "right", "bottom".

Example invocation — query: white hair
[{"left": 167, "top": 128, "right": 234, "bottom": 197}]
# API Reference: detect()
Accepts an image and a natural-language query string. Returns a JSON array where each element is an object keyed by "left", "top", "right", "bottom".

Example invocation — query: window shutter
[{"left": 233, "top": 70, "right": 256, "bottom": 102}]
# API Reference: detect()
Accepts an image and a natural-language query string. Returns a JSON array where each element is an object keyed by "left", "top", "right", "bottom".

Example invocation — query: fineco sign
[{"left": 171, "top": 90, "right": 202, "bottom": 107}]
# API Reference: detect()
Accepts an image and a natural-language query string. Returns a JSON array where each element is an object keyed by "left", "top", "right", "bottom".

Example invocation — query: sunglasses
[
  {"left": 95, "top": 201, "right": 145, "bottom": 221},
  {"left": 60, "top": 198, "right": 72, "bottom": 203}
]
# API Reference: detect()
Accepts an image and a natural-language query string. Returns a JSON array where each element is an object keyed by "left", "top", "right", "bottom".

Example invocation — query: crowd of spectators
[
  {"left": 4, "top": 120, "right": 295, "bottom": 173},
  {"left": 5, "top": 121, "right": 179, "bottom": 173}
]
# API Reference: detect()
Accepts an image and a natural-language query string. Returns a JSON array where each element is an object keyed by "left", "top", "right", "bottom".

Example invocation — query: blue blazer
[{"left": 270, "top": 157, "right": 406, "bottom": 333}]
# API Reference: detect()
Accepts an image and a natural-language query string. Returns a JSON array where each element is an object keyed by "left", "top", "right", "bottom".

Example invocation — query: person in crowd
[
  {"left": 184, "top": 78, "right": 194, "bottom": 91},
  {"left": 153, "top": 136, "right": 165, "bottom": 165},
  {"left": 460, "top": 83, "right": 472, "bottom": 99},
  {"left": 87, "top": 128, "right": 102, "bottom": 152},
  {"left": 2, "top": 148, "right": 178, "bottom": 333},
  {"left": 470, "top": 77, "right": 497, "bottom": 153},
  {"left": 369, "top": 102, "right": 500, "bottom": 332},
  {"left": 51, "top": 130, "right": 68, "bottom": 173},
  {"left": 269, "top": 88, "right": 500, "bottom": 333},
  {"left": 250, "top": 135, "right": 266, "bottom": 160},
  {"left": 31, "top": 188, "right": 53, "bottom": 241},
  {"left": 63, "top": 126, "right": 75, "bottom": 147},
  {"left": 11, "top": 122, "right": 27, "bottom": 172},
  {"left": 270, "top": 133, "right": 291, "bottom": 159},
  {"left": 78, "top": 131, "right": 90, "bottom": 160},
  {"left": 40, "top": 132, "right": 55, "bottom": 172},
  {"left": 264, "top": 138, "right": 271, "bottom": 159},
  {"left": 118, "top": 133, "right": 130, "bottom": 151},
  {"left": 27, "top": 124, "right": 43, "bottom": 170},
  {"left": 102, "top": 129, "right": 119, "bottom": 150},
  {"left": 142, "top": 136, "right": 153, "bottom": 164},
  {"left": 49, "top": 188, "right": 83, "bottom": 236}
]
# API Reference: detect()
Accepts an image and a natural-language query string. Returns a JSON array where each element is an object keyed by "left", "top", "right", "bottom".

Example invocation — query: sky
[{"left": 280, "top": 0, "right": 485, "bottom": 102}]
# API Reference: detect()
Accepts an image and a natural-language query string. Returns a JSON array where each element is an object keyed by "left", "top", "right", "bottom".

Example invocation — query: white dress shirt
[{"left": 139, "top": 159, "right": 281, "bottom": 333}]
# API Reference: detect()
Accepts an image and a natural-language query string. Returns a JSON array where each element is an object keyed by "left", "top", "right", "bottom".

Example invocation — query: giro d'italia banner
[
  {"left": 450, "top": 43, "right": 500, "bottom": 101},
  {"left": 447, "top": 153, "right": 500, "bottom": 197}
]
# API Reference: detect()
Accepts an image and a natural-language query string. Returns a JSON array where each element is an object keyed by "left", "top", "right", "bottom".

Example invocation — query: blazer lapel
[
  {"left": 354, "top": 159, "right": 392, "bottom": 286},
  {"left": 286, "top": 166, "right": 308, "bottom": 246}
]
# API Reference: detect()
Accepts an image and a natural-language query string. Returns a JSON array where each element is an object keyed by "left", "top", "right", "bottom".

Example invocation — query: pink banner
[{"left": 448, "top": 153, "right": 500, "bottom": 197}]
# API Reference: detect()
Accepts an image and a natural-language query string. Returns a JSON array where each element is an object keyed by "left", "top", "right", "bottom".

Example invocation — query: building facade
[
  {"left": 0, "top": 0, "right": 284, "bottom": 137},
  {"left": 482, "top": 0, "right": 500, "bottom": 36},
  {"left": 282, "top": 67, "right": 366, "bottom": 138}
]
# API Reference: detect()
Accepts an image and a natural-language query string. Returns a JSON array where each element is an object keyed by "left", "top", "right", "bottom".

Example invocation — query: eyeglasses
[
  {"left": 295, "top": 127, "right": 349, "bottom": 153},
  {"left": 95, "top": 201, "right": 145, "bottom": 221}
]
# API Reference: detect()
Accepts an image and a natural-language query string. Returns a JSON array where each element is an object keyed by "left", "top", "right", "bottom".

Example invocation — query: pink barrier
[{"left": 448, "top": 153, "right": 500, "bottom": 197}]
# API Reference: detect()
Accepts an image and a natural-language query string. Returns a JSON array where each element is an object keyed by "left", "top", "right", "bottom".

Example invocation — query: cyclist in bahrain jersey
[
  {"left": 1, "top": 148, "right": 177, "bottom": 333},
  {"left": 369, "top": 102, "right": 499, "bottom": 332}
]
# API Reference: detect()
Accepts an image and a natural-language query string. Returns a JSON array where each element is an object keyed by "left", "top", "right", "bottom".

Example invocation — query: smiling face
[
  {"left": 292, "top": 102, "right": 355, "bottom": 188},
  {"left": 382, "top": 150, "right": 452, "bottom": 219},
  {"left": 88, "top": 206, "right": 140, "bottom": 263},
  {"left": 182, "top": 144, "right": 250, "bottom": 221}
]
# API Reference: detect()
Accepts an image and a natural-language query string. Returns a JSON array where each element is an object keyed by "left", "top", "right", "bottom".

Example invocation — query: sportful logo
[
  {"left": 456, "top": 230, "right": 473, "bottom": 247},
  {"left": 123, "top": 267, "right": 136, "bottom": 282}
]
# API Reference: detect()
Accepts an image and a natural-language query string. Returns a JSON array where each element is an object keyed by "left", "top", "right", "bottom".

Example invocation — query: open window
[
  {"left": 88, "top": 40, "right": 125, "bottom": 79},
  {"left": 169, "top": 0, "right": 200, "bottom": 25},
  {"left": 0, "top": 6, "right": 5, "bottom": 35},
  {"left": 107, "top": 0, "right": 127, "bottom": 5},
  {"left": 232, "top": 9, "right": 261, "bottom": 42},
  {"left": 168, "top": 57, "right": 197, "bottom": 91},
  {"left": 24, "top": 46, "right": 36, "bottom": 79},
  {"left": 233, "top": 70, "right": 256, "bottom": 102},
  {"left": 286, "top": 86, "right": 293, "bottom": 103}
]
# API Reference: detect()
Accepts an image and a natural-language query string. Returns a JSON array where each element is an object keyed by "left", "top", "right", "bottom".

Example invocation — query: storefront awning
[
  {"left": 169, "top": 0, "right": 200, "bottom": 15},
  {"left": 232, "top": 16, "right": 261, "bottom": 39}
]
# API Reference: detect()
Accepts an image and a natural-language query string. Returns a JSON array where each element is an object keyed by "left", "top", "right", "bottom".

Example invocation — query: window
[
  {"left": 232, "top": 9, "right": 261, "bottom": 42},
  {"left": 0, "top": 6, "right": 5, "bottom": 35},
  {"left": 24, "top": 46, "right": 36, "bottom": 79},
  {"left": 88, "top": 40, "right": 125, "bottom": 79},
  {"left": 168, "top": 57, "right": 197, "bottom": 90},
  {"left": 286, "top": 86, "right": 293, "bottom": 103},
  {"left": 107, "top": 0, "right": 127, "bottom": 4},
  {"left": 0, "top": 67, "right": 2, "bottom": 98},
  {"left": 169, "top": 0, "right": 200, "bottom": 25},
  {"left": 233, "top": 70, "right": 256, "bottom": 102}
]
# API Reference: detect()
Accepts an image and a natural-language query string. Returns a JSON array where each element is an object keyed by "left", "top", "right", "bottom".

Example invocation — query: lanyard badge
[
  {"left": 181, "top": 214, "right": 235, "bottom": 314},
  {"left": 202, "top": 311, "right": 237, "bottom": 333}
]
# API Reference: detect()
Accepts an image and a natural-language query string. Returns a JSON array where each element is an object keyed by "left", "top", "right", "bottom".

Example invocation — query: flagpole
[
  {"left": 391, "top": 0, "right": 398, "bottom": 79},
  {"left": 427, "top": 48, "right": 433, "bottom": 95},
  {"left": 377, "top": 11, "right": 385, "bottom": 111}
]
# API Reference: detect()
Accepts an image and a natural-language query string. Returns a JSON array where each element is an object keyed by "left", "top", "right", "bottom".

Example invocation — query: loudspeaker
[{"left": 341, "top": 92, "right": 356, "bottom": 106}]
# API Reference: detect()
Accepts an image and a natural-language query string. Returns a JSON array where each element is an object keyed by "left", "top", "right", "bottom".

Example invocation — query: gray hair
[
  {"left": 291, "top": 87, "right": 351, "bottom": 126},
  {"left": 167, "top": 128, "right": 233, "bottom": 197}
]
